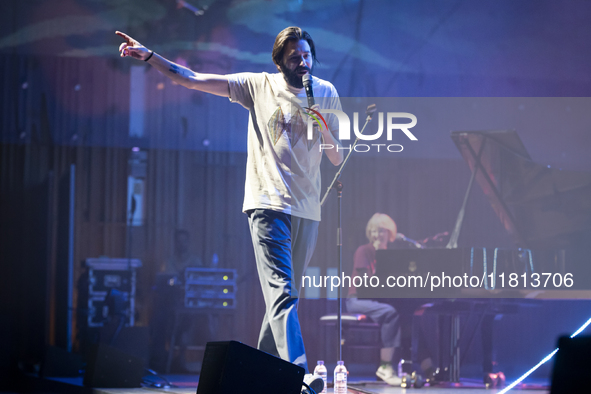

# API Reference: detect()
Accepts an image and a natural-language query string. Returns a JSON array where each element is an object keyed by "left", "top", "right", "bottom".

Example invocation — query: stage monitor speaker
[
  {"left": 83, "top": 343, "right": 145, "bottom": 388},
  {"left": 550, "top": 335, "right": 591, "bottom": 393},
  {"left": 197, "top": 341, "right": 305, "bottom": 394}
]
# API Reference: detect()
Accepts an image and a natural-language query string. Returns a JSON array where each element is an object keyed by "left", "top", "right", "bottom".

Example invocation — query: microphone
[
  {"left": 302, "top": 74, "right": 314, "bottom": 107},
  {"left": 396, "top": 233, "right": 424, "bottom": 249}
]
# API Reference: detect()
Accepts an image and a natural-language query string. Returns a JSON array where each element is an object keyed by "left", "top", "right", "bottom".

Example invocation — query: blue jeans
[
  {"left": 248, "top": 209, "right": 319, "bottom": 372},
  {"left": 346, "top": 297, "right": 402, "bottom": 349}
]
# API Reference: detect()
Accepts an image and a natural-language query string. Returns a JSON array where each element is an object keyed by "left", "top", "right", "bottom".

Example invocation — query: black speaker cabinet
[
  {"left": 197, "top": 341, "right": 305, "bottom": 394},
  {"left": 83, "top": 343, "right": 145, "bottom": 388},
  {"left": 550, "top": 335, "right": 591, "bottom": 394}
]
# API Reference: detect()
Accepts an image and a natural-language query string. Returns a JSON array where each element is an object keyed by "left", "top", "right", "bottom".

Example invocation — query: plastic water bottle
[
  {"left": 334, "top": 360, "right": 347, "bottom": 394},
  {"left": 398, "top": 358, "right": 412, "bottom": 378},
  {"left": 313, "top": 361, "right": 327, "bottom": 394}
]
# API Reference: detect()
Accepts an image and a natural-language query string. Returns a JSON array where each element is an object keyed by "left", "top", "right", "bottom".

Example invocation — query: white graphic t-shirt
[{"left": 228, "top": 72, "right": 341, "bottom": 221}]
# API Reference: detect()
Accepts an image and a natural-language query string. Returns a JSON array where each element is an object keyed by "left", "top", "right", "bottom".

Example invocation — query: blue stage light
[{"left": 498, "top": 316, "right": 591, "bottom": 394}]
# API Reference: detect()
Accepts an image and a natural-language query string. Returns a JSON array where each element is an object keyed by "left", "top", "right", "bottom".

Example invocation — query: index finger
[{"left": 115, "top": 31, "right": 132, "bottom": 43}]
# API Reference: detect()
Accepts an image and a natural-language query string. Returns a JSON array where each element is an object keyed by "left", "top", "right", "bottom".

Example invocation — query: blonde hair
[{"left": 365, "top": 213, "right": 397, "bottom": 243}]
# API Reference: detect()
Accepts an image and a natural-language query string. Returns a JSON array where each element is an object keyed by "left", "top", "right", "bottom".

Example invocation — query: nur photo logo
[{"left": 305, "top": 108, "right": 418, "bottom": 153}]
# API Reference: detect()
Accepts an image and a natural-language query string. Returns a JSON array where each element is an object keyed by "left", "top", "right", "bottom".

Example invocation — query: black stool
[{"left": 320, "top": 313, "right": 381, "bottom": 366}]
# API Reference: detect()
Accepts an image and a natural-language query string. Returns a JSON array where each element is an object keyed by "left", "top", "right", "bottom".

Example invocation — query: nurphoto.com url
[{"left": 302, "top": 272, "right": 574, "bottom": 293}]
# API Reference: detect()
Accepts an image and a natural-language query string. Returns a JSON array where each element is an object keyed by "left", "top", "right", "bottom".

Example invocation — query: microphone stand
[{"left": 320, "top": 104, "right": 376, "bottom": 363}]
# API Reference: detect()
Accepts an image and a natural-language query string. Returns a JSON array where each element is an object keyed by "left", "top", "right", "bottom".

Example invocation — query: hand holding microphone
[
  {"left": 303, "top": 73, "right": 324, "bottom": 135},
  {"left": 373, "top": 239, "right": 381, "bottom": 250}
]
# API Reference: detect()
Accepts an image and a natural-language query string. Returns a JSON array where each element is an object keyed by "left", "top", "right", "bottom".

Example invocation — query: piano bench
[{"left": 320, "top": 314, "right": 381, "bottom": 367}]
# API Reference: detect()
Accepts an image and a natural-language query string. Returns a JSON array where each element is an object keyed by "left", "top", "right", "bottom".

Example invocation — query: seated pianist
[
  {"left": 346, "top": 213, "right": 435, "bottom": 386},
  {"left": 150, "top": 229, "right": 206, "bottom": 372}
]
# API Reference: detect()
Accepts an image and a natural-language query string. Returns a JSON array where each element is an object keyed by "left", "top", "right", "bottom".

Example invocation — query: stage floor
[
  {"left": 88, "top": 374, "right": 549, "bottom": 394},
  {"left": 93, "top": 386, "right": 548, "bottom": 394}
]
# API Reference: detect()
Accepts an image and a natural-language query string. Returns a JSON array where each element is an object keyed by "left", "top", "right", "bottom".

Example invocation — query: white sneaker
[
  {"left": 302, "top": 373, "right": 324, "bottom": 394},
  {"left": 376, "top": 364, "right": 402, "bottom": 386}
]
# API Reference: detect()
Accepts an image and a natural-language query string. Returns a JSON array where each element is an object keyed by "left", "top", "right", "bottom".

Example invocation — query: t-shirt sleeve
[{"left": 227, "top": 72, "right": 256, "bottom": 110}]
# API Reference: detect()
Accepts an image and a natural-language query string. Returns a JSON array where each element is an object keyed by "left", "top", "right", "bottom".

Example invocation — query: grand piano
[{"left": 450, "top": 129, "right": 591, "bottom": 296}]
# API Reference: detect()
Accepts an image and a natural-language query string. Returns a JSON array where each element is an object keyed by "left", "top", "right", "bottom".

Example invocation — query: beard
[{"left": 279, "top": 63, "right": 312, "bottom": 89}]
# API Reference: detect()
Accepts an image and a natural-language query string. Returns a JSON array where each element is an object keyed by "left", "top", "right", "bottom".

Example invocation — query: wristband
[{"left": 144, "top": 50, "right": 154, "bottom": 62}]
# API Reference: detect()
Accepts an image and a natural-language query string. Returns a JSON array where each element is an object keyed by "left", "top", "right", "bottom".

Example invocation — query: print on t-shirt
[{"left": 267, "top": 106, "right": 321, "bottom": 150}]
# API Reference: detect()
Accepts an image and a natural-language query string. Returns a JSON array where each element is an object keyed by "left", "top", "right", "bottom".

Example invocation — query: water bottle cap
[
  {"left": 317, "top": 360, "right": 324, "bottom": 365},
  {"left": 337, "top": 360, "right": 344, "bottom": 365}
]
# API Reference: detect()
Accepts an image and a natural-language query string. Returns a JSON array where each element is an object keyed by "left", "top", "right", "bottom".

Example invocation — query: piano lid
[{"left": 451, "top": 130, "right": 591, "bottom": 249}]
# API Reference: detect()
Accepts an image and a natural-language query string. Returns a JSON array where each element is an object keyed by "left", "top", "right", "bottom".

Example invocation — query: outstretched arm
[{"left": 116, "top": 31, "right": 229, "bottom": 97}]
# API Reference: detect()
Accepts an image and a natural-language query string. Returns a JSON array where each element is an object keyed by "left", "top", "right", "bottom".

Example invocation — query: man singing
[{"left": 117, "top": 26, "right": 343, "bottom": 392}]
